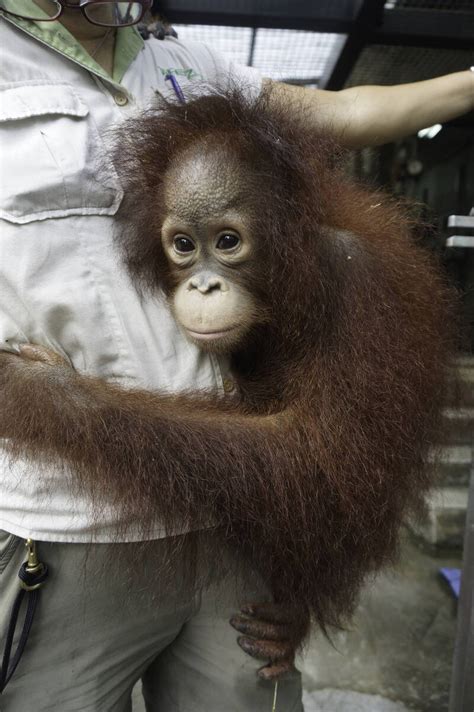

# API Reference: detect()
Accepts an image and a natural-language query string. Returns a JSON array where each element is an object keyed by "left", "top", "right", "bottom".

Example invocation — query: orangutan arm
[
  {"left": 0, "top": 344, "right": 294, "bottom": 532},
  {"left": 0, "top": 331, "right": 430, "bottom": 642},
  {"left": 0, "top": 345, "right": 314, "bottom": 676},
  {"left": 0, "top": 345, "right": 310, "bottom": 676}
]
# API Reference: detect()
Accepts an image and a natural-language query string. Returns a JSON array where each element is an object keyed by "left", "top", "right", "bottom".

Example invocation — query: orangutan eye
[
  {"left": 174, "top": 236, "right": 196, "bottom": 253},
  {"left": 216, "top": 233, "right": 240, "bottom": 250}
]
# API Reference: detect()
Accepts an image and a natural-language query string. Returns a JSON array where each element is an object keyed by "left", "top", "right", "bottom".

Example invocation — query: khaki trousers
[{"left": 0, "top": 530, "right": 303, "bottom": 712}]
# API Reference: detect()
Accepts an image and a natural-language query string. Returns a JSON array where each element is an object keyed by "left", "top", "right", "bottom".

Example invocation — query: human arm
[{"left": 268, "top": 70, "right": 474, "bottom": 147}]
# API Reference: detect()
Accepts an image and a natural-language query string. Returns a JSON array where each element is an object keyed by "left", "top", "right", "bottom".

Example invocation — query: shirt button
[
  {"left": 114, "top": 92, "right": 128, "bottom": 106},
  {"left": 223, "top": 378, "right": 235, "bottom": 394}
]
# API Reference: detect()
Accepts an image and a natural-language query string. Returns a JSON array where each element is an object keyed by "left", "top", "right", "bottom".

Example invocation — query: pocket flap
[{"left": 0, "top": 81, "right": 89, "bottom": 122}]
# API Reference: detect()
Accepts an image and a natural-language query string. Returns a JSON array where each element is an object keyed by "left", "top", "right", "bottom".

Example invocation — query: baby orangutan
[{"left": 0, "top": 86, "right": 454, "bottom": 678}]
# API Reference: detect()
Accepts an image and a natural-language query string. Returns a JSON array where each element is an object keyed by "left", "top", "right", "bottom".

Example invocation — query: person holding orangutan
[{"left": 0, "top": 1, "right": 472, "bottom": 709}]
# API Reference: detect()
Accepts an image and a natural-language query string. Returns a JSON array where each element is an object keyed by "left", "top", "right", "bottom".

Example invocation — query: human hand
[{"left": 230, "top": 601, "right": 310, "bottom": 680}]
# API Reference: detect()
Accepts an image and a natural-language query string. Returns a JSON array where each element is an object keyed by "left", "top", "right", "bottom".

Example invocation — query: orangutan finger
[
  {"left": 237, "top": 636, "right": 295, "bottom": 662},
  {"left": 241, "top": 602, "right": 303, "bottom": 625},
  {"left": 257, "top": 661, "right": 296, "bottom": 681},
  {"left": 18, "top": 344, "right": 70, "bottom": 368},
  {"left": 230, "top": 615, "right": 291, "bottom": 641}
]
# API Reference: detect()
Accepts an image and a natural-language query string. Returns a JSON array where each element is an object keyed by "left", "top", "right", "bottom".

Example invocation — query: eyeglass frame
[{"left": 0, "top": 0, "right": 153, "bottom": 27}]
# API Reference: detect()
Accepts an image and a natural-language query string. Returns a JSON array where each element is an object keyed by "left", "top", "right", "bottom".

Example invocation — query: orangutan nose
[{"left": 188, "top": 273, "right": 229, "bottom": 294}]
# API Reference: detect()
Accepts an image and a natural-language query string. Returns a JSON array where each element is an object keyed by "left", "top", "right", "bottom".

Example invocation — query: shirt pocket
[
  {"left": 0, "top": 530, "right": 21, "bottom": 574},
  {"left": 0, "top": 81, "right": 123, "bottom": 224}
]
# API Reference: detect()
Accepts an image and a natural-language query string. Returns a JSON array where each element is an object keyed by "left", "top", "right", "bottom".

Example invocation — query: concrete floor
[
  {"left": 302, "top": 689, "right": 412, "bottom": 711},
  {"left": 132, "top": 687, "right": 413, "bottom": 711},
  {"left": 132, "top": 531, "right": 461, "bottom": 712},
  {"left": 301, "top": 533, "right": 460, "bottom": 711}
]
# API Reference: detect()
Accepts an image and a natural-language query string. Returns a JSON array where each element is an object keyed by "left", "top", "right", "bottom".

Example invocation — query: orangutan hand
[
  {"left": 0, "top": 344, "right": 74, "bottom": 440},
  {"left": 0, "top": 343, "right": 73, "bottom": 417},
  {"left": 230, "top": 602, "right": 310, "bottom": 680},
  {"left": 0, "top": 343, "right": 72, "bottom": 372}
]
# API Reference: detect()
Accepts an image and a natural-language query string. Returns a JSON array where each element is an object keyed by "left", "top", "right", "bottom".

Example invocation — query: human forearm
[
  {"left": 338, "top": 71, "right": 474, "bottom": 147},
  {"left": 269, "top": 70, "right": 474, "bottom": 148}
]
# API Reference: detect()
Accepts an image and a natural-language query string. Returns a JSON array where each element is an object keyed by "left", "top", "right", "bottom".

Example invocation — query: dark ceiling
[{"left": 156, "top": 0, "right": 474, "bottom": 89}]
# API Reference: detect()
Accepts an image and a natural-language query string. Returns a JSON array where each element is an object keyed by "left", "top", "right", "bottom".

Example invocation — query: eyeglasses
[{"left": 0, "top": 1, "right": 152, "bottom": 27}]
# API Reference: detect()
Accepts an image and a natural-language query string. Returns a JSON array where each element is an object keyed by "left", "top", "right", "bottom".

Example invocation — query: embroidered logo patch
[{"left": 158, "top": 67, "right": 203, "bottom": 81}]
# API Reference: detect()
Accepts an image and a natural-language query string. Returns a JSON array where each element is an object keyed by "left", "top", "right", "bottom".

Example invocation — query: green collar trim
[
  {"left": 113, "top": 21, "right": 143, "bottom": 83},
  {"left": 1, "top": 0, "right": 144, "bottom": 86}
]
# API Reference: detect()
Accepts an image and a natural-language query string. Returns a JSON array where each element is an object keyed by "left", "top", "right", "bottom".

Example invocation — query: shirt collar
[{"left": 0, "top": 0, "right": 144, "bottom": 85}]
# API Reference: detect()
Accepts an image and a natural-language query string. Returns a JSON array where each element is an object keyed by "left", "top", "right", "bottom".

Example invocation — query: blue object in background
[{"left": 439, "top": 568, "right": 461, "bottom": 598}]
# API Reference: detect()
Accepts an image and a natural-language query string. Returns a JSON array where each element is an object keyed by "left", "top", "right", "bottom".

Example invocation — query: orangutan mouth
[{"left": 186, "top": 326, "right": 238, "bottom": 341}]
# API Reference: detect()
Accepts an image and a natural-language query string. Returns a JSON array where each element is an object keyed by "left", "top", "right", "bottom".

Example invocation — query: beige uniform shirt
[{"left": 0, "top": 4, "right": 261, "bottom": 541}]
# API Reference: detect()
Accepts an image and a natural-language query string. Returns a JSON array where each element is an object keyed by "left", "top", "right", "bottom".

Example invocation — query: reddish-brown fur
[{"left": 0, "top": 85, "right": 455, "bottom": 640}]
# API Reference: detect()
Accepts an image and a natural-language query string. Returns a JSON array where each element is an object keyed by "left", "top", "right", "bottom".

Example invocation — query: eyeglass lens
[
  {"left": 84, "top": 2, "right": 144, "bottom": 26},
  {"left": 0, "top": 1, "right": 145, "bottom": 26}
]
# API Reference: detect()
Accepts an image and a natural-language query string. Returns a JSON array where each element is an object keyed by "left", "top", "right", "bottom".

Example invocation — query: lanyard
[{"left": 0, "top": 539, "right": 48, "bottom": 693}]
